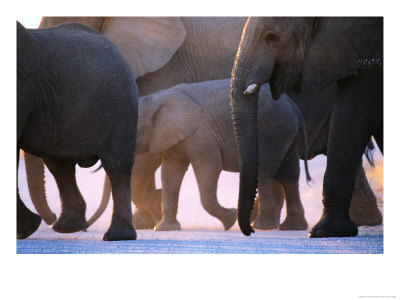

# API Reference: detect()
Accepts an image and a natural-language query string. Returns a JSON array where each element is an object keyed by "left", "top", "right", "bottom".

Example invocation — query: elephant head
[
  {"left": 137, "top": 91, "right": 203, "bottom": 154},
  {"left": 230, "top": 17, "right": 383, "bottom": 236}
]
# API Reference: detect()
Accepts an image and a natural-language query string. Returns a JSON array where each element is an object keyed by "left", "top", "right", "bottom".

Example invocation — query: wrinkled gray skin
[
  {"left": 88, "top": 79, "right": 311, "bottom": 231},
  {"left": 230, "top": 17, "right": 383, "bottom": 237},
  {"left": 27, "top": 17, "right": 381, "bottom": 232},
  {"left": 25, "top": 17, "right": 247, "bottom": 229},
  {"left": 17, "top": 21, "right": 138, "bottom": 241}
]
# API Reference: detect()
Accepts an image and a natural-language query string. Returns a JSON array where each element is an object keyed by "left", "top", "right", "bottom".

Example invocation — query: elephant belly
[
  {"left": 222, "top": 145, "right": 239, "bottom": 172},
  {"left": 18, "top": 135, "right": 100, "bottom": 165}
]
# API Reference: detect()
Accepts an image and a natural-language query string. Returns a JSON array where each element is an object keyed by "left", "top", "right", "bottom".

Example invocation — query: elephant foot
[
  {"left": 220, "top": 208, "right": 237, "bottom": 231},
  {"left": 279, "top": 215, "right": 308, "bottom": 230},
  {"left": 154, "top": 218, "right": 181, "bottom": 231},
  {"left": 132, "top": 208, "right": 158, "bottom": 229},
  {"left": 309, "top": 212, "right": 358, "bottom": 238},
  {"left": 251, "top": 215, "right": 280, "bottom": 230},
  {"left": 103, "top": 220, "right": 137, "bottom": 241},
  {"left": 51, "top": 210, "right": 87, "bottom": 234},
  {"left": 17, "top": 211, "right": 42, "bottom": 239}
]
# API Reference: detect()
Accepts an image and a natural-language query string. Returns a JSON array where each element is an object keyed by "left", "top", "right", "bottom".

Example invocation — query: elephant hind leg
[
  {"left": 101, "top": 159, "right": 136, "bottom": 241},
  {"left": 274, "top": 144, "right": 308, "bottom": 230},
  {"left": 17, "top": 148, "right": 42, "bottom": 239},
  {"left": 43, "top": 158, "right": 87, "bottom": 233},
  {"left": 350, "top": 164, "right": 382, "bottom": 226},
  {"left": 252, "top": 179, "right": 281, "bottom": 230},
  {"left": 192, "top": 163, "right": 237, "bottom": 231}
]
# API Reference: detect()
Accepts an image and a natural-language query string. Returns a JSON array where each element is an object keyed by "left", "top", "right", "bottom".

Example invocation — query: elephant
[
  {"left": 84, "top": 79, "right": 380, "bottom": 231},
  {"left": 230, "top": 17, "right": 383, "bottom": 237},
  {"left": 17, "top": 21, "right": 139, "bottom": 241},
  {"left": 25, "top": 17, "right": 248, "bottom": 229},
  {"left": 26, "top": 17, "right": 381, "bottom": 232},
  {"left": 84, "top": 78, "right": 312, "bottom": 231}
]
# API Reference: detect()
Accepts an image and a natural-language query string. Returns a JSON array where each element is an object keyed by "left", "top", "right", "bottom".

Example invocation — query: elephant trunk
[
  {"left": 24, "top": 152, "right": 57, "bottom": 225},
  {"left": 230, "top": 64, "right": 260, "bottom": 236},
  {"left": 85, "top": 175, "right": 112, "bottom": 229}
]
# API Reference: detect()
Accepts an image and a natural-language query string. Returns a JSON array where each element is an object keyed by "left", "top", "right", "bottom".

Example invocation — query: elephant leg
[
  {"left": 24, "top": 152, "right": 57, "bottom": 225},
  {"left": 43, "top": 158, "right": 87, "bottom": 233},
  {"left": 131, "top": 152, "right": 162, "bottom": 229},
  {"left": 132, "top": 207, "right": 159, "bottom": 230},
  {"left": 253, "top": 178, "right": 281, "bottom": 230},
  {"left": 309, "top": 67, "right": 383, "bottom": 238},
  {"left": 349, "top": 164, "right": 382, "bottom": 226},
  {"left": 254, "top": 129, "right": 294, "bottom": 230},
  {"left": 251, "top": 182, "right": 284, "bottom": 225},
  {"left": 250, "top": 194, "right": 260, "bottom": 223},
  {"left": 101, "top": 161, "right": 136, "bottom": 241},
  {"left": 192, "top": 163, "right": 237, "bottom": 231},
  {"left": 154, "top": 151, "right": 189, "bottom": 231},
  {"left": 275, "top": 144, "right": 308, "bottom": 230},
  {"left": 17, "top": 148, "right": 42, "bottom": 239}
]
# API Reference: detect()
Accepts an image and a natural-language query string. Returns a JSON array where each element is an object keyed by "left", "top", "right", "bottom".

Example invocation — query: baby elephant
[
  {"left": 90, "top": 79, "right": 310, "bottom": 231},
  {"left": 149, "top": 79, "right": 311, "bottom": 231},
  {"left": 17, "top": 22, "right": 138, "bottom": 241}
]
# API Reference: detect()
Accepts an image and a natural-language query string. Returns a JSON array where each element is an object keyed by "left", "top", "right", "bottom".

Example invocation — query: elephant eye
[{"left": 265, "top": 33, "right": 280, "bottom": 44}]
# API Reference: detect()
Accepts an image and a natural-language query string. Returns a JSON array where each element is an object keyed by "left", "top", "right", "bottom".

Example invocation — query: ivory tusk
[{"left": 243, "top": 83, "right": 259, "bottom": 95}]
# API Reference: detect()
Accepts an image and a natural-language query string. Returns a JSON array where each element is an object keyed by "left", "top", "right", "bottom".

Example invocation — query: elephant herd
[{"left": 17, "top": 17, "right": 383, "bottom": 242}]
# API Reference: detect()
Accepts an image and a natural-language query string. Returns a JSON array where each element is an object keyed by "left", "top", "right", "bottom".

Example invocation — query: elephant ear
[
  {"left": 17, "top": 21, "right": 41, "bottom": 78},
  {"left": 39, "top": 17, "right": 105, "bottom": 30},
  {"left": 148, "top": 91, "right": 203, "bottom": 154},
  {"left": 302, "top": 17, "right": 383, "bottom": 91},
  {"left": 101, "top": 17, "right": 186, "bottom": 79}
]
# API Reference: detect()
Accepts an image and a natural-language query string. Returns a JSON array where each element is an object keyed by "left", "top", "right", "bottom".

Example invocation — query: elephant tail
[
  {"left": 85, "top": 174, "right": 112, "bottom": 229},
  {"left": 300, "top": 122, "right": 312, "bottom": 184},
  {"left": 289, "top": 98, "right": 312, "bottom": 184}
]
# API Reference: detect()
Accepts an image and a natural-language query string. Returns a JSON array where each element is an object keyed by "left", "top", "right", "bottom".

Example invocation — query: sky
[{"left": 17, "top": 16, "right": 42, "bottom": 28}]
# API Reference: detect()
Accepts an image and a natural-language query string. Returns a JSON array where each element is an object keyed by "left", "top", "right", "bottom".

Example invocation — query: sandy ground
[{"left": 16, "top": 151, "right": 383, "bottom": 254}]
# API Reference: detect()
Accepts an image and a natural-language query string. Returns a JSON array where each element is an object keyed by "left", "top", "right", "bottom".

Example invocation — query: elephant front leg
[
  {"left": 131, "top": 152, "right": 162, "bottom": 229},
  {"left": 43, "top": 158, "right": 87, "bottom": 233},
  {"left": 17, "top": 149, "right": 42, "bottom": 239},
  {"left": 309, "top": 69, "right": 382, "bottom": 238},
  {"left": 309, "top": 118, "right": 361, "bottom": 238},
  {"left": 154, "top": 152, "right": 189, "bottom": 231}
]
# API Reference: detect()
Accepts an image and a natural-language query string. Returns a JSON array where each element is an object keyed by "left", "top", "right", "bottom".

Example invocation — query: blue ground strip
[{"left": 16, "top": 233, "right": 383, "bottom": 254}]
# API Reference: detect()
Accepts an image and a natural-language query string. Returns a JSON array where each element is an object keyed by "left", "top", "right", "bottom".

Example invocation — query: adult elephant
[
  {"left": 17, "top": 21, "right": 138, "bottom": 241},
  {"left": 230, "top": 17, "right": 383, "bottom": 237},
  {"left": 26, "top": 17, "right": 247, "bottom": 228}
]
